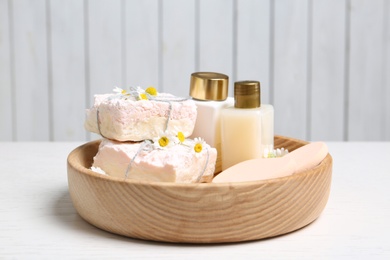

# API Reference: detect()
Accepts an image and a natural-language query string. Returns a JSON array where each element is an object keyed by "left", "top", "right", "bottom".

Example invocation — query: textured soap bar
[
  {"left": 84, "top": 93, "right": 197, "bottom": 142},
  {"left": 92, "top": 138, "right": 217, "bottom": 183}
]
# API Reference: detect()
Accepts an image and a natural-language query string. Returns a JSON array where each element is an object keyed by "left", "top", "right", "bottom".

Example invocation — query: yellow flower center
[
  {"left": 158, "top": 136, "right": 169, "bottom": 147},
  {"left": 139, "top": 93, "right": 148, "bottom": 100},
  {"left": 121, "top": 89, "right": 127, "bottom": 95},
  {"left": 268, "top": 153, "right": 276, "bottom": 158},
  {"left": 145, "top": 86, "right": 158, "bottom": 96},
  {"left": 177, "top": 132, "right": 185, "bottom": 143},
  {"left": 194, "top": 143, "right": 202, "bottom": 153}
]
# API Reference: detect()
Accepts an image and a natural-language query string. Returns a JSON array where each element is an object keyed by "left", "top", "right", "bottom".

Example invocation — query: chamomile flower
[
  {"left": 113, "top": 86, "right": 129, "bottom": 96},
  {"left": 125, "top": 86, "right": 145, "bottom": 100},
  {"left": 263, "top": 147, "right": 289, "bottom": 158},
  {"left": 275, "top": 148, "right": 289, "bottom": 157},
  {"left": 123, "top": 86, "right": 159, "bottom": 100},
  {"left": 145, "top": 86, "right": 158, "bottom": 96},
  {"left": 191, "top": 137, "right": 205, "bottom": 157},
  {"left": 153, "top": 132, "right": 174, "bottom": 149},
  {"left": 176, "top": 131, "right": 186, "bottom": 144},
  {"left": 139, "top": 93, "right": 148, "bottom": 100},
  {"left": 263, "top": 148, "right": 276, "bottom": 158}
]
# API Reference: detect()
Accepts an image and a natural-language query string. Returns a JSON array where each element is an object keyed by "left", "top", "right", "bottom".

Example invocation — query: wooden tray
[{"left": 67, "top": 136, "right": 332, "bottom": 243}]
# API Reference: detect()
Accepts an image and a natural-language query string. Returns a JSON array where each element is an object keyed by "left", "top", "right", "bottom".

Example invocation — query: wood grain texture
[
  {"left": 12, "top": 0, "right": 50, "bottom": 141},
  {"left": 273, "top": 0, "right": 308, "bottom": 140},
  {"left": 385, "top": 0, "right": 390, "bottom": 141},
  {"left": 198, "top": 0, "right": 235, "bottom": 94},
  {"left": 0, "top": 0, "right": 13, "bottom": 141},
  {"left": 50, "top": 0, "right": 86, "bottom": 141},
  {"left": 125, "top": 0, "right": 159, "bottom": 88},
  {"left": 236, "top": 0, "right": 271, "bottom": 104},
  {"left": 67, "top": 135, "right": 332, "bottom": 243},
  {"left": 310, "top": 0, "right": 346, "bottom": 141},
  {"left": 161, "top": 0, "right": 196, "bottom": 96},
  {"left": 87, "top": 0, "right": 122, "bottom": 96},
  {"left": 348, "top": 0, "right": 387, "bottom": 141}
]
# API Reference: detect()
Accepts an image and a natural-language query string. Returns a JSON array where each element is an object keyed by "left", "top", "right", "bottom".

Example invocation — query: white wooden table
[{"left": 1, "top": 141, "right": 389, "bottom": 259}]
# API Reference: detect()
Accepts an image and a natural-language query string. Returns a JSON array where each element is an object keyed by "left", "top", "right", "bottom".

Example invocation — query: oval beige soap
[{"left": 212, "top": 142, "right": 328, "bottom": 183}]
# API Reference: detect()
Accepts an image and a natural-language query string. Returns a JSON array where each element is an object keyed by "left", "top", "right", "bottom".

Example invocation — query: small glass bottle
[
  {"left": 189, "top": 72, "right": 234, "bottom": 173},
  {"left": 221, "top": 80, "right": 274, "bottom": 170}
]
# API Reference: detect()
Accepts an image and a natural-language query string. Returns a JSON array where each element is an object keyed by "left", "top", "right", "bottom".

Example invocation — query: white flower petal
[{"left": 113, "top": 86, "right": 122, "bottom": 93}]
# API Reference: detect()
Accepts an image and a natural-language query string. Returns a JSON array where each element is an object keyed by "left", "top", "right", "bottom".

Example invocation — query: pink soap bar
[
  {"left": 285, "top": 142, "right": 328, "bottom": 173},
  {"left": 92, "top": 138, "right": 217, "bottom": 183},
  {"left": 212, "top": 156, "right": 297, "bottom": 183},
  {"left": 84, "top": 93, "right": 197, "bottom": 141},
  {"left": 212, "top": 142, "right": 328, "bottom": 183}
]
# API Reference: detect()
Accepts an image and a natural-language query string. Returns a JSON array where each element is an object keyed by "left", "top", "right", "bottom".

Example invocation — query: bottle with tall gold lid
[
  {"left": 221, "top": 80, "right": 274, "bottom": 170},
  {"left": 189, "top": 72, "right": 234, "bottom": 173}
]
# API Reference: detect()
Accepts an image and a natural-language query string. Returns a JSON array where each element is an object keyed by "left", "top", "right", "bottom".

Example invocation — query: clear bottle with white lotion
[
  {"left": 189, "top": 72, "right": 234, "bottom": 173},
  {"left": 221, "top": 80, "right": 274, "bottom": 170}
]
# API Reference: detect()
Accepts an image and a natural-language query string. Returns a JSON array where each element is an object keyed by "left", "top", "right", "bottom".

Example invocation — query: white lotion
[
  {"left": 221, "top": 81, "right": 274, "bottom": 170},
  {"left": 189, "top": 72, "right": 233, "bottom": 173}
]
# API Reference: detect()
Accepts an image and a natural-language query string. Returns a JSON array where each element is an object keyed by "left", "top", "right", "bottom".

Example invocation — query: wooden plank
[
  {"left": 50, "top": 0, "right": 86, "bottom": 141},
  {"left": 348, "top": 0, "right": 386, "bottom": 141},
  {"left": 198, "top": 0, "right": 234, "bottom": 96},
  {"left": 0, "top": 0, "right": 13, "bottom": 141},
  {"left": 12, "top": 0, "right": 50, "bottom": 141},
  {"left": 385, "top": 0, "right": 390, "bottom": 141},
  {"left": 310, "top": 0, "right": 346, "bottom": 141},
  {"left": 125, "top": 0, "right": 159, "bottom": 89},
  {"left": 87, "top": 0, "right": 122, "bottom": 96},
  {"left": 236, "top": 0, "right": 271, "bottom": 104},
  {"left": 161, "top": 0, "right": 196, "bottom": 97},
  {"left": 87, "top": 0, "right": 122, "bottom": 140},
  {"left": 273, "top": 0, "right": 308, "bottom": 140}
]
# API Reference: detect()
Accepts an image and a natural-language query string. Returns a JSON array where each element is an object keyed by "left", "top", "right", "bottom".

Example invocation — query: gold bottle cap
[
  {"left": 234, "top": 81, "right": 261, "bottom": 108},
  {"left": 189, "top": 72, "right": 229, "bottom": 101}
]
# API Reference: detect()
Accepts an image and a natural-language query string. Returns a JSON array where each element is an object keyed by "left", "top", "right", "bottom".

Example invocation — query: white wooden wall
[{"left": 0, "top": 0, "right": 389, "bottom": 142}]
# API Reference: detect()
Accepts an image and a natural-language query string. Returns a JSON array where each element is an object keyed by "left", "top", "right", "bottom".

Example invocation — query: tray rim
[{"left": 67, "top": 135, "right": 329, "bottom": 187}]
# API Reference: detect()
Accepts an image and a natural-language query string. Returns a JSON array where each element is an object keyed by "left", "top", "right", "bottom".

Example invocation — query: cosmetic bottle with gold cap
[
  {"left": 189, "top": 72, "right": 234, "bottom": 173},
  {"left": 221, "top": 80, "right": 274, "bottom": 170}
]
